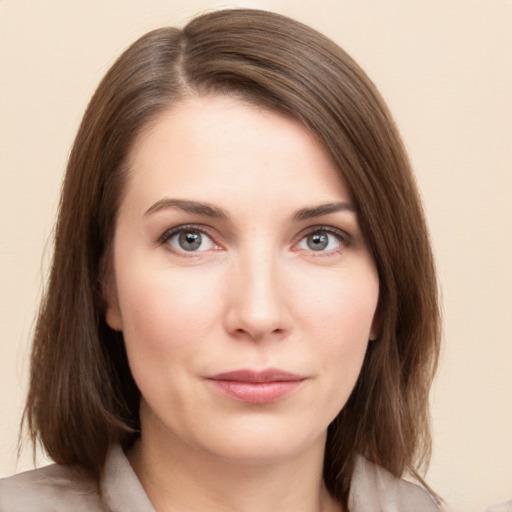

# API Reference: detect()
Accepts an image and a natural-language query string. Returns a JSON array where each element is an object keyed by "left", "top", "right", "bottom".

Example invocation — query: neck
[{"left": 127, "top": 414, "right": 341, "bottom": 512}]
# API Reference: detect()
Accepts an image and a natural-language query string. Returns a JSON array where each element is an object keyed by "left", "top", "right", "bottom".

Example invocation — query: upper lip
[{"left": 207, "top": 369, "right": 306, "bottom": 382}]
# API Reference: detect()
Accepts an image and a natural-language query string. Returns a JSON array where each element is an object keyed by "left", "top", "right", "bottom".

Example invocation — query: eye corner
[
  {"left": 294, "top": 226, "right": 351, "bottom": 255},
  {"left": 157, "top": 224, "right": 222, "bottom": 256}
]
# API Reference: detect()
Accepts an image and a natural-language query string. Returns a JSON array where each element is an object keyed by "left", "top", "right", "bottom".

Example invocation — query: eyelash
[
  {"left": 157, "top": 224, "right": 350, "bottom": 256},
  {"left": 297, "top": 226, "right": 350, "bottom": 255},
  {"left": 158, "top": 224, "right": 219, "bottom": 255}
]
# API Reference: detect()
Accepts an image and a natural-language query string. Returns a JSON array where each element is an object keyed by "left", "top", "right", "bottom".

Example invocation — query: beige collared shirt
[{"left": 0, "top": 445, "right": 439, "bottom": 511}]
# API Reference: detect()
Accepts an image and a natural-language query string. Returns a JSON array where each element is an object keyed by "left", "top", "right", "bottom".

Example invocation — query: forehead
[{"left": 123, "top": 94, "right": 350, "bottom": 213}]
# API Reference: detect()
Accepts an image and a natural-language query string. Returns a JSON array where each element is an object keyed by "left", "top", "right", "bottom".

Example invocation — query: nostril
[{"left": 230, "top": 325, "right": 287, "bottom": 342}]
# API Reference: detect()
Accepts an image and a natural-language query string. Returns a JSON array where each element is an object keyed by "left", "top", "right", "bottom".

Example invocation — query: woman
[{"left": 0, "top": 8, "right": 441, "bottom": 512}]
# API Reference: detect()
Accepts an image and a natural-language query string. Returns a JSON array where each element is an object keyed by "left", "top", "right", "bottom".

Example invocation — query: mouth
[{"left": 205, "top": 369, "right": 307, "bottom": 404}]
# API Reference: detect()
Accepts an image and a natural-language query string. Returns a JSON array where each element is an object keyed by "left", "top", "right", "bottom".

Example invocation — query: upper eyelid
[
  {"left": 291, "top": 228, "right": 350, "bottom": 258},
  {"left": 158, "top": 224, "right": 216, "bottom": 244},
  {"left": 297, "top": 224, "right": 351, "bottom": 242},
  {"left": 158, "top": 224, "right": 221, "bottom": 256}
]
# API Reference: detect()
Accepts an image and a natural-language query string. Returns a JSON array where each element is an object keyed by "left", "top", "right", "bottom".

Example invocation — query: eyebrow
[
  {"left": 292, "top": 201, "right": 356, "bottom": 221},
  {"left": 144, "top": 198, "right": 230, "bottom": 220},
  {"left": 144, "top": 198, "right": 355, "bottom": 222}
]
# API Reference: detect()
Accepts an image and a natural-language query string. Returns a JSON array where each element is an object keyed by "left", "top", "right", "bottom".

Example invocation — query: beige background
[{"left": 1, "top": 1, "right": 511, "bottom": 511}]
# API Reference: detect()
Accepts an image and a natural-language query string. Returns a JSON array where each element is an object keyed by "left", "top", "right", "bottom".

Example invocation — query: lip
[{"left": 206, "top": 369, "right": 306, "bottom": 404}]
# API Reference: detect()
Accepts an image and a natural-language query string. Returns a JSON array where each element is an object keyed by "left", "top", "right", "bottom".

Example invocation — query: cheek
[
  {"left": 293, "top": 266, "right": 378, "bottom": 396},
  {"left": 294, "top": 265, "right": 379, "bottom": 339},
  {"left": 114, "top": 260, "right": 224, "bottom": 374}
]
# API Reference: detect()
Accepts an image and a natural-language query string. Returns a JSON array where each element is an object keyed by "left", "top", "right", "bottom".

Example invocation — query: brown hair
[{"left": 25, "top": 8, "right": 440, "bottom": 508}]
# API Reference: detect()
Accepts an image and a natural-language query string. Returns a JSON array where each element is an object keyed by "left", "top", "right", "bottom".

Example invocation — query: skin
[{"left": 106, "top": 95, "right": 379, "bottom": 512}]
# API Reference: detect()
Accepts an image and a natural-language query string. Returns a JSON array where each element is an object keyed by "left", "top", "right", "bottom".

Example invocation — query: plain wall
[{"left": 1, "top": 1, "right": 511, "bottom": 511}]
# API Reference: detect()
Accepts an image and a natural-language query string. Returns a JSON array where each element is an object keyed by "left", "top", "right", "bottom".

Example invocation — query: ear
[
  {"left": 106, "top": 301, "right": 123, "bottom": 331},
  {"left": 104, "top": 274, "right": 123, "bottom": 331},
  {"left": 369, "top": 309, "right": 382, "bottom": 342}
]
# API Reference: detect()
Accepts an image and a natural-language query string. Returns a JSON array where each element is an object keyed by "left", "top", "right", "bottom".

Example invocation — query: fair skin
[{"left": 106, "top": 95, "right": 379, "bottom": 512}]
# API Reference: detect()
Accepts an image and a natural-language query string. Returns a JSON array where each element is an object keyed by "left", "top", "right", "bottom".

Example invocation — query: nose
[{"left": 224, "top": 249, "right": 291, "bottom": 342}]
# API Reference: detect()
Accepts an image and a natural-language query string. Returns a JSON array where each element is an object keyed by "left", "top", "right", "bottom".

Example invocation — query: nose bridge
[{"left": 226, "top": 242, "right": 287, "bottom": 340}]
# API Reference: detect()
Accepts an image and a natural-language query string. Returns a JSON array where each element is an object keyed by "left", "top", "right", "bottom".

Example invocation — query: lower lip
[{"left": 207, "top": 379, "right": 305, "bottom": 404}]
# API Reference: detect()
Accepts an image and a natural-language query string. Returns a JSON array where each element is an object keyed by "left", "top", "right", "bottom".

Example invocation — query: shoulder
[
  {"left": 349, "top": 456, "right": 441, "bottom": 512},
  {"left": 485, "top": 500, "right": 512, "bottom": 512},
  {"left": 0, "top": 463, "right": 106, "bottom": 512}
]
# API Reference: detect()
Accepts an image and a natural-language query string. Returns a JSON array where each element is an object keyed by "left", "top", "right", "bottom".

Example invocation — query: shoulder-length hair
[{"left": 25, "top": 8, "right": 440, "bottom": 508}]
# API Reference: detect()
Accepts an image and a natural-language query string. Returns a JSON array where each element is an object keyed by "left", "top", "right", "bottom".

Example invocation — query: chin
[{"left": 196, "top": 419, "right": 328, "bottom": 465}]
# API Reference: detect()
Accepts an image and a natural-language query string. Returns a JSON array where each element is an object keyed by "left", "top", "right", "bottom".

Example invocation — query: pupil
[
  {"left": 308, "top": 232, "right": 328, "bottom": 251},
  {"left": 179, "top": 231, "right": 202, "bottom": 251}
]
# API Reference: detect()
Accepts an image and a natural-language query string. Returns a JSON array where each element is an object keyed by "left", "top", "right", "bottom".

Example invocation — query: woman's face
[{"left": 106, "top": 95, "right": 379, "bottom": 463}]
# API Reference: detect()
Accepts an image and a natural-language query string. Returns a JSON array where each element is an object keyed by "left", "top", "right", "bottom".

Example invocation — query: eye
[
  {"left": 161, "top": 226, "right": 216, "bottom": 253},
  {"left": 296, "top": 228, "right": 346, "bottom": 253}
]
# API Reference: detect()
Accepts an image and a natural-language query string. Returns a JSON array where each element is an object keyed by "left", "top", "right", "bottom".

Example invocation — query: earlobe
[
  {"left": 103, "top": 274, "right": 123, "bottom": 331},
  {"left": 369, "top": 312, "right": 381, "bottom": 342},
  {"left": 105, "top": 303, "right": 123, "bottom": 331}
]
